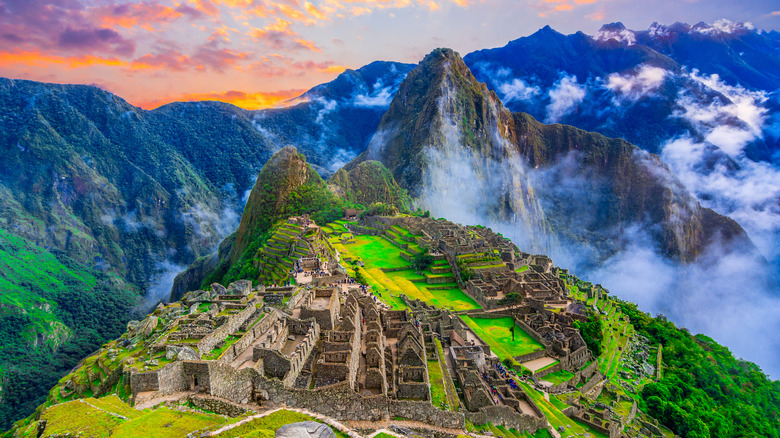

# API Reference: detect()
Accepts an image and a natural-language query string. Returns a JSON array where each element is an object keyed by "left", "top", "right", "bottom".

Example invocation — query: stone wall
[
  {"left": 255, "top": 376, "right": 465, "bottom": 429},
  {"left": 516, "top": 349, "right": 548, "bottom": 364},
  {"left": 580, "top": 372, "right": 603, "bottom": 394},
  {"left": 183, "top": 361, "right": 211, "bottom": 393},
  {"left": 130, "top": 370, "right": 159, "bottom": 393},
  {"left": 189, "top": 396, "right": 251, "bottom": 417},
  {"left": 300, "top": 290, "right": 338, "bottom": 330},
  {"left": 159, "top": 361, "right": 188, "bottom": 393},
  {"left": 535, "top": 361, "right": 562, "bottom": 378},
  {"left": 208, "top": 361, "right": 254, "bottom": 404},
  {"left": 219, "top": 311, "right": 276, "bottom": 364},
  {"left": 198, "top": 301, "right": 257, "bottom": 354},
  {"left": 514, "top": 317, "right": 549, "bottom": 348},
  {"left": 465, "top": 405, "right": 547, "bottom": 433}
]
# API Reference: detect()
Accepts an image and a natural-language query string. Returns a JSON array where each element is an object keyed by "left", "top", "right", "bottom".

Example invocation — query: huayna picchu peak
[{"left": 1, "top": 14, "right": 779, "bottom": 438}]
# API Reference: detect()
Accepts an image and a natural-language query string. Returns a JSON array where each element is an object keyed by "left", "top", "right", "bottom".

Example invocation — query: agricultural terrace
[
  {"left": 460, "top": 316, "right": 543, "bottom": 360},
  {"left": 14, "top": 396, "right": 352, "bottom": 438},
  {"left": 325, "top": 221, "right": 481, "bottom": 311},
  {"left": 567, "top": 284, "right": 635, "bottom": 381}
]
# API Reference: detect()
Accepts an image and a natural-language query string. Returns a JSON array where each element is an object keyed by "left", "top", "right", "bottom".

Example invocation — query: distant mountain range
[{"left": 0, "top": 19, "right": 778, "bottom": 429}]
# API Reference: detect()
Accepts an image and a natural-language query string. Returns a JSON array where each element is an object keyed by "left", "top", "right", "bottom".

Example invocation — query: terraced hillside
[
  {"left": 322, "top": 220, "right": 480, "bottom": 311},
  {"left": 254, "top": 221, "right": 336, "bottom": 286}
]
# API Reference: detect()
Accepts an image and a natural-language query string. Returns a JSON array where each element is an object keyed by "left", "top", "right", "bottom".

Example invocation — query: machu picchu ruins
[{"left": 29, "top": 213, "right": 679, "bottom": 438}]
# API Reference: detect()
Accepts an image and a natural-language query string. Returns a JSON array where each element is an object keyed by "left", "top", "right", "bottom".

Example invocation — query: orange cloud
[
  {"left": 95, "top": 3, "right": 186, "bottom": 31},
  {"left": 0, "top": 51, "right": 124, "bottom": 68},
  {"left": 137, "top": 88, "right": 306, "bottom": 110},
  {"left": 585, "top": 10, "right": 604, "bottom": 20}
]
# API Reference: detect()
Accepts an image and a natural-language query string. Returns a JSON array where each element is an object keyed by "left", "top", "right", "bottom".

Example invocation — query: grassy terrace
[
  {"left": 16, "top": 396, "right": 237, "bottom": 438},
  {"left": 18, "top": 398, "right": 352, "bottom": 438},
  {"left": 427, "top": 360, "right": 450, "bottom": 410},
  {"left": 516, "top": 380, "right": 608, "bottom": 438},
  {"left": 214, "top": 409, "right": 349, "bottom": 438},
  {"left": 566, "top": 285, "right": 635, "bottom": 381},
  {"left": 540, "top": 369, "right": 575, "bottom": 385},
  {"left": 326, "top": 222, "right": 481, "bottom": 311},
  {"left": 460, "top": 316, "right": 543, "bottom": 360}
]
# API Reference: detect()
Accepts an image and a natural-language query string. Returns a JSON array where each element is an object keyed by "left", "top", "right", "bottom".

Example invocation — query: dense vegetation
[
  {"left": 0, "top": 229, "right": 135, "bottom": 430},
  {"left": 619, "top": 301, "right": 780, "bottom": 438},
  {"left": 573, "top": 314, "right": 604, "bottom": 357}
]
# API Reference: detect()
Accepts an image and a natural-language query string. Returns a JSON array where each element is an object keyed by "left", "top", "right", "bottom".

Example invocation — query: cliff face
[
  {"left": 351, "top": 48, "right": 552, "bottom": 253},
  {"left": 350, "top": 48, "right": 752, "bottom": 263}
]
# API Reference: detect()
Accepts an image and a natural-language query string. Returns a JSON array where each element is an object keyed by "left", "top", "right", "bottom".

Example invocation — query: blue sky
[{"left": 0, "top": 0, "right": 777, "bottom": 108}]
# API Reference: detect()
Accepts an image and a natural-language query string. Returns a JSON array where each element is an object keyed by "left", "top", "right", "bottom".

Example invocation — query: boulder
[
  {"left": 275, "top": 422, "right": 335, "bottom": 438},
  {"left": 166, "top": 346, "right": 182, "bottom": 360},
  {"left": 177, "top": 346, "right": 200, "bottom": 361},
  {"left": 211, "top": 283, "right": 228, "bottom": 297},
  {"left": 228, "top": 280, "right": 252, "bottom": 296}
]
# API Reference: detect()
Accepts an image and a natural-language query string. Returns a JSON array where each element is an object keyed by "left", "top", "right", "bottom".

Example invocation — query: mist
[{"left": 399, "top": 77, "right": 780, "bottom": 377}]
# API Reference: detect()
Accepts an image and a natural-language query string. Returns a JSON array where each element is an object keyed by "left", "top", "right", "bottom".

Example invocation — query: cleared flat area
[
  {"left": 522, "top": 357, "right": 557, "bottom": 372},
  {"left": 310, "top": 296, "right": 331, "bottom": 310},
  {"left": 460, "top": 316, "right": 543, "bottom": 359}
]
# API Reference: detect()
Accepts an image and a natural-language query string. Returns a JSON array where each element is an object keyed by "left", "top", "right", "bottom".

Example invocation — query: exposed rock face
[
  {"left": 350, "top": 48, "right": 753, "bottom": 264},
  {"left": 275, "top": 422, "right": 336, "bottom": 438}
]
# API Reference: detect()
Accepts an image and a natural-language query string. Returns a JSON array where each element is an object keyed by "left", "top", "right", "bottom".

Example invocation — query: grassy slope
[
  {"left": 460, "top": 316, "right": 543, "bottom": 359},
  {"left": 0, "top": 229, "right": 136, "bottom": 430}
]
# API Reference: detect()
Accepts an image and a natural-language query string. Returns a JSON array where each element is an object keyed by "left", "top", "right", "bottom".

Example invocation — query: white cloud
[
  {"left": 595, "top": 27, "right": 636, "bottom": 45},
  {"left": 672, "top": 70, "right": 768, "bottom": 156},
  {"left": 498, "top": 78, "right": 541, "bottom": 103},
  {"left": 606, "top": 65, "right": 667, "bottom": 102},
  {"left": 545, "top": 75, "right": 585, "bottom": 123},
  {"left": 353, "top": 85, "right": 394, "bottom": 107}
]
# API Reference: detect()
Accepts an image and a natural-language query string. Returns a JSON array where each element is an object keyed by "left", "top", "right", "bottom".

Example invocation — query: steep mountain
[
  {"left": 0, "top": 60, "right": 413, "bottom": 427},
  {"left": 463, "top": 23, "right": 780, "bottom": 160},
  {"left": 462, "top": 22, "right": 780, "bottom": 270},
  {"left": 351, "top": 48, "right": 752, "bottom": 265},
  {"left": 170, "top": 147, "right": 409, "bottom": 299},
  {"left": 328, "top": 160, "right": 412, "bottom": 210}
]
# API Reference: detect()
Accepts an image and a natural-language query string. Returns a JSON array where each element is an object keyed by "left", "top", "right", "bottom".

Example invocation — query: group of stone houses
[{"left": 120, "top": 215, "right": 620, "bottom": 435}]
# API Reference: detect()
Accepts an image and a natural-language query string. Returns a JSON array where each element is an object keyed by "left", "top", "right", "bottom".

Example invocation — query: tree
[
  {"left": 411, "top": 247, "right": 434, "bottom": 272},
  {"left": 574, "top": 314, "right": 604, "bottom": 357}
]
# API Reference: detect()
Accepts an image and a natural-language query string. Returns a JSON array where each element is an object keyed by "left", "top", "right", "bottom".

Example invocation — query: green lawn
[
  {"left": 330, "top": 227, "right": 480, "bottom": 311},
  {"left": 541, "top": 369, "right": 575, "bottom": 386},
  {"left": 112, "top": 407, "right": 230, "bottom": 437},
  {"left": 427, "top": 360, "right": 450, "bottom": 410},
  {"left": 460, "top": 316, "right": 543, "bottom": 360},
  {"left": 214, "top": 409, "right": 348, "bottom": 438},
  {"left": 339, "top": 235, "right": 408, "bottom": 269}
]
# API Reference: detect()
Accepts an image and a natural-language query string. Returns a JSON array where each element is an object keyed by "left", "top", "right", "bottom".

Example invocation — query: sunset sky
[{"left": 1, "top": 0, "right": 778, "bottom": 109}]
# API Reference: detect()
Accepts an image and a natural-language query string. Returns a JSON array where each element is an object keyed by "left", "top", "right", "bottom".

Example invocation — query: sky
[{"left": 0, "top": 0, "right": 778, "bottom": 109}]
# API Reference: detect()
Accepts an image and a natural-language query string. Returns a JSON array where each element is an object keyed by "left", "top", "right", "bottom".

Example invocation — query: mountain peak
[
  {"left": 229, "top": 145, "right": 328, "bottom": 264},
  {"left": 595, "top": 21, "right": 636, "bottom": 45}
]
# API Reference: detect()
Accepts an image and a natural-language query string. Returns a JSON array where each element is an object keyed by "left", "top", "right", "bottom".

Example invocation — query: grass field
[
  {"left": 460, "top": 316, "right": 543, "bottom": 360},
  {"left": 427, "top": 360, "right": 450, "bottom": 410},
  {"left": 214, "top": 409, "right": 349, "bottom": 438},
  {"left": 327, "top": 223, "right": 481, "bottom": 311},
  {"left": 541, "top": 369, "right": 575, "bottom": 386},
  {"left": 21, "top": 399, "right": 235, "bottom": 438}
]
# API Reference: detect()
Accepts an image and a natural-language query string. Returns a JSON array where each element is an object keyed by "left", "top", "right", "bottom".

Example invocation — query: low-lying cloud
[
  {"left": 545, "top": 74, "right": 585, "bottom": 123},
  {"left": 606, "top": 65, "right": 667, "bottom": 103}
]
